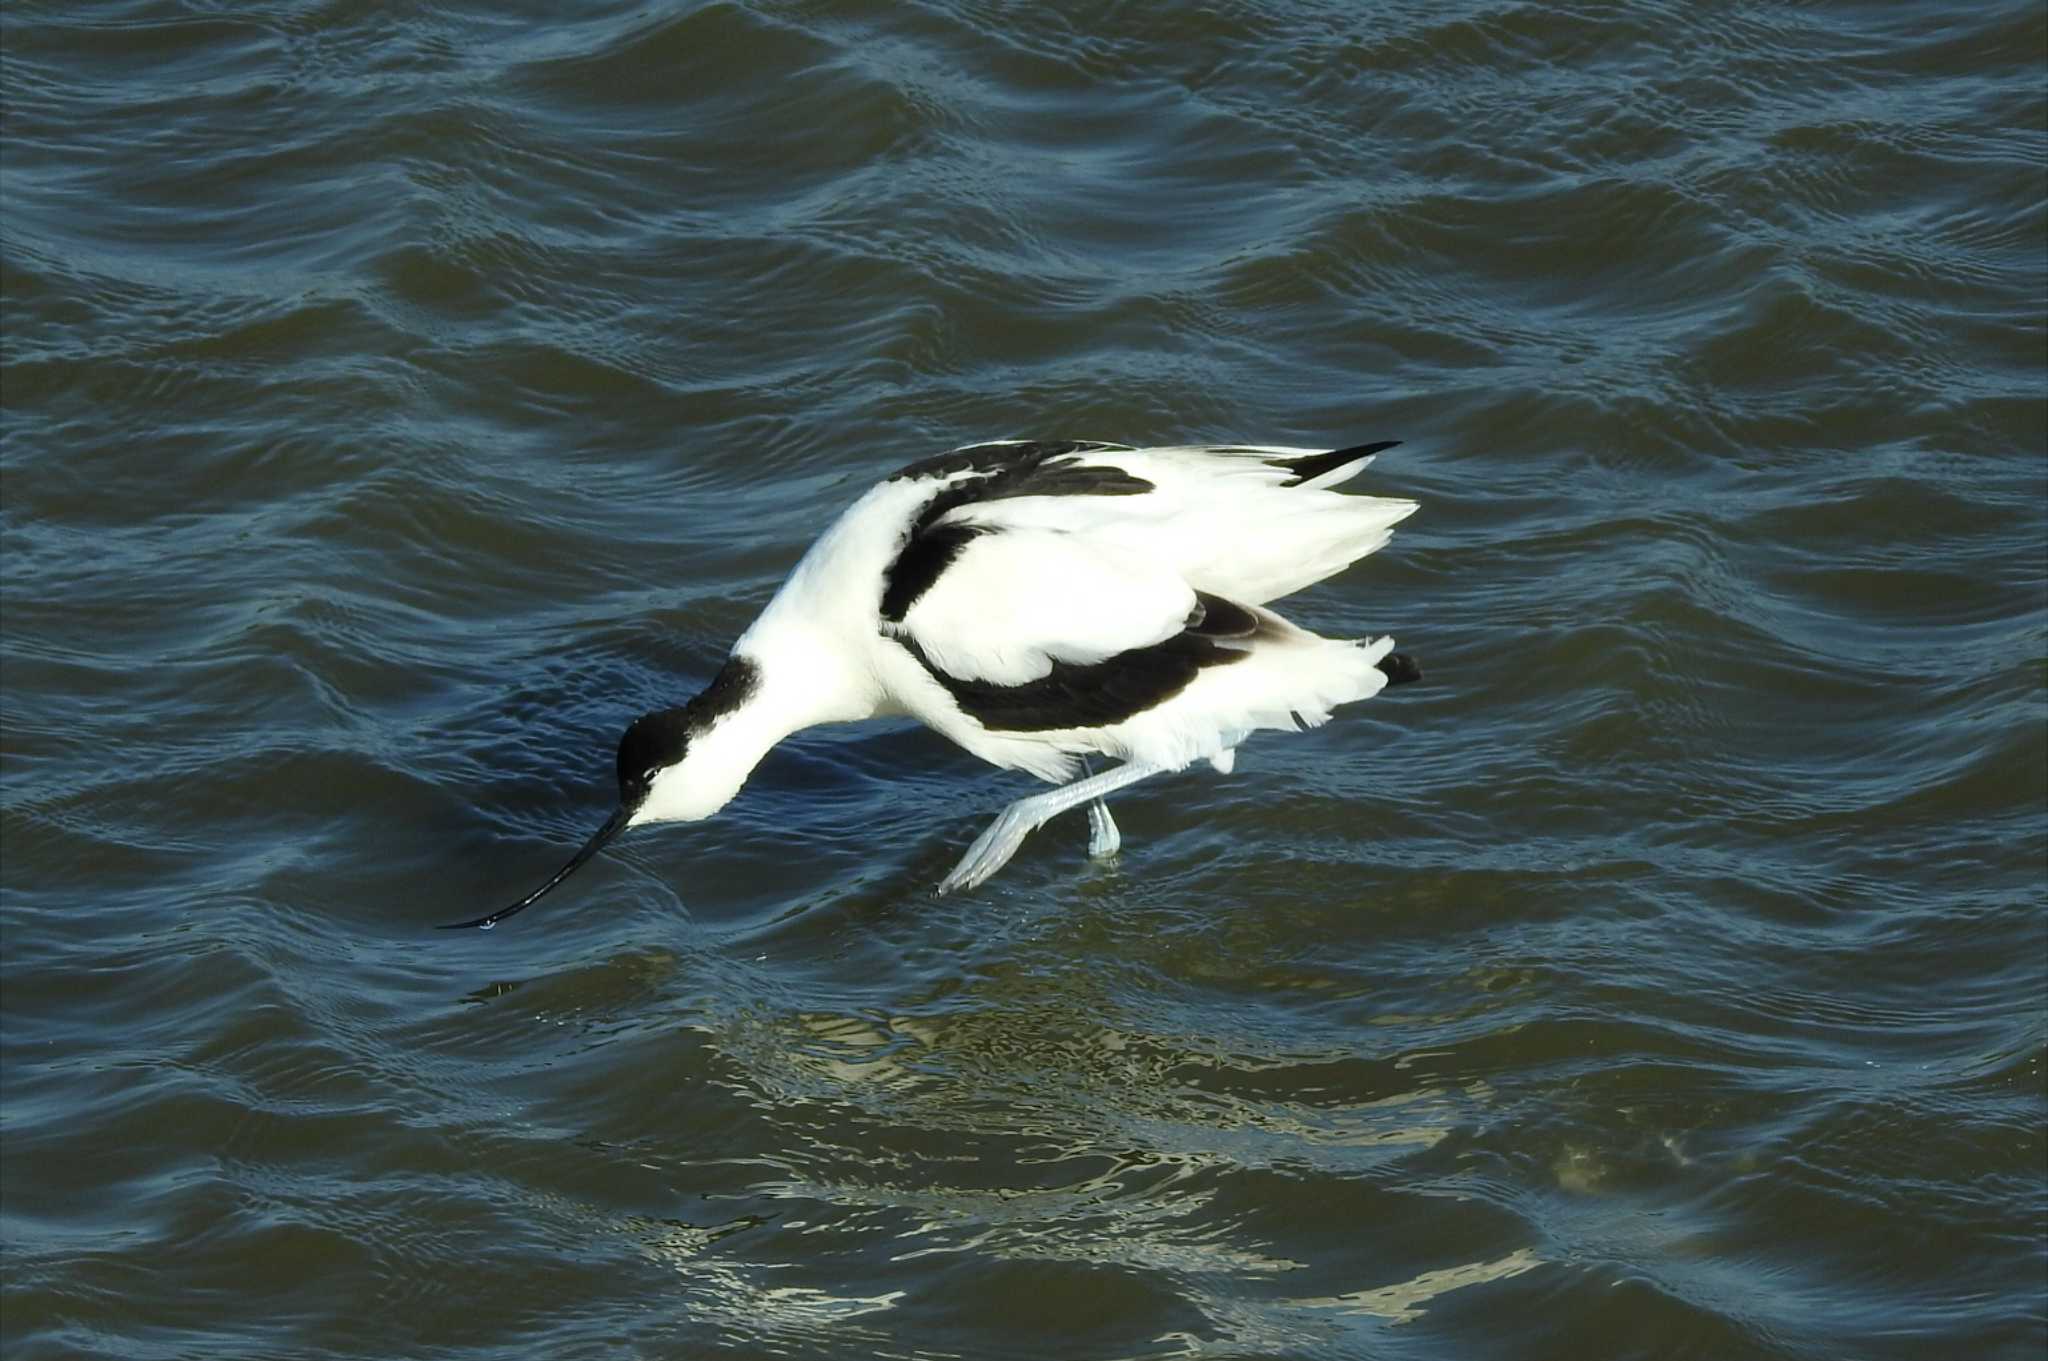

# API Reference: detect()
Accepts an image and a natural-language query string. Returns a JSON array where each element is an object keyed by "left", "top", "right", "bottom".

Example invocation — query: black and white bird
[{"left": 442, "top": 439, "right": 1421, "bottom": 930}]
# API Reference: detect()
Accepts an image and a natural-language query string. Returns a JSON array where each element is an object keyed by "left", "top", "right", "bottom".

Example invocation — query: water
[{"left": 3, "top": 2, "right": 2043, "bottom": 1357}]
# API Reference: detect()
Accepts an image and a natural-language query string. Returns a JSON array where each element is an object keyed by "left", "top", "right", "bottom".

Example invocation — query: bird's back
[
  {"left": 828, "top": 439, "right": 1420, "bottom": 781},
  {"left": 892, "top": 440, "right": 1417, "bottom": 607}
]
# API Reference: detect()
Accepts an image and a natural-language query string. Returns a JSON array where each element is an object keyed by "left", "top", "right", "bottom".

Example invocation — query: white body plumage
[
  {"left": 446, "top": 438, "right": 1421, "bottom": 929},
  {"left": 638, "top": 440, "right": 1416, "bottom": 815}
]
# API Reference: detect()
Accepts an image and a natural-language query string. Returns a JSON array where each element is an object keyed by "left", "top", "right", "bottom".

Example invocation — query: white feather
[
  {"left": 674, "top": 440, "right": 1419, "bottom": 799},
  {"left": 895, "top": 528, "right": 1193, "bottom": 684},
  {"left": 455, "top": 439, "right": 1425, "bottom": 921},
  {"left": 944, "top": 447, "right": 1417, "bottom": 606}
]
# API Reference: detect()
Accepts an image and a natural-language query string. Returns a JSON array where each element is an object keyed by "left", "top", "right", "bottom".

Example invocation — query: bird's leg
[
  {"left": 937, "top": 761, "right": 1163, "bottom": 894},
  {"left": 1085, "top": 801, "right": 1121, "bottom": 859},
  {"left": 1079, "top": 757, "right": 1121, "bottom": 859}
]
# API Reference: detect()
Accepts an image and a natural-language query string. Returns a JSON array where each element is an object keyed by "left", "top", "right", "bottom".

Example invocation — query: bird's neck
[
  {"left": 636, "top": 700, "right": 787, "bottom": 825},
  {"left": 635, "top": 631, "right": 875, "bottom": 826}
]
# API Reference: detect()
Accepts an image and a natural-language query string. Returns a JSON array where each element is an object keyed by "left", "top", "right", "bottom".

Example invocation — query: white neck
[{"left": 630, "top": 629, "right": 878, "bottom": 826}]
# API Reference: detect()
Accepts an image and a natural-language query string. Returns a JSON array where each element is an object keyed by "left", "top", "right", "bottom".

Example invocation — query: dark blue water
[{"left": 4, "top": 2, "right": 2044, "bottom": 1357}]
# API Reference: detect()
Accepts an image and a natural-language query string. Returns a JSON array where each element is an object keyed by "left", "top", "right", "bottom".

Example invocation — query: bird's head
[
  {"left": 615, "top": 706, "right": 691, "bottom": 825},
  {"left": 439, "top": 657, "right": 764, "bottom": 931}
]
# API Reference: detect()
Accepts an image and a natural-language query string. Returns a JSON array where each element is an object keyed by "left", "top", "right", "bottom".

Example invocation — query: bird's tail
[{"left": 1104, "top": 613, "right": 1415, "bottom": 772}]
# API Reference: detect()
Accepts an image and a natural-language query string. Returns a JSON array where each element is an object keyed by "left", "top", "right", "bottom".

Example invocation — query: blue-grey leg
[
  {"left": 937, "top": 760, "right": 1163, "bottom": 895},
  {"left": 1081, "top": 756, "right": 1121, "bottom": 859}
]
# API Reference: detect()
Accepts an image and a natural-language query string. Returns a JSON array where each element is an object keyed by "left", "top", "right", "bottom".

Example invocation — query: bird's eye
[{"left": 642, "top": 767, "right": 659, "bottom": 783}]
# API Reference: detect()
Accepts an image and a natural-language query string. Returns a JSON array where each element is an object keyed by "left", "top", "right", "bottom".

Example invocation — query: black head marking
[
  {"left": 614, "top": 655, "right": 762, "bottom": 805},
  {"left": 684, "top": 654, "right": 763, "bottom": 722},
  {"left": 440, "top": 657, "right": 764, "bottom": 932},
  {"left": 616, "top": 708, "right": 689, "bottom": 808}
]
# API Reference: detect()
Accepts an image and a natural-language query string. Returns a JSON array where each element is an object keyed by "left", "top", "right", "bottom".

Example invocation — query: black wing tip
[
  {"left": 1272, "top": 440, "right": 1401, "bottom": 487},
  {"left": 1377, "top": 652, "right": 1422, "bottom": 686}
]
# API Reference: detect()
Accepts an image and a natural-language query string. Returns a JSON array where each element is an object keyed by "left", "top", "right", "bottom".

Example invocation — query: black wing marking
[
  {"left": 879, "top": 520, "right": 989, "bottom": 623},
  {"left": 879, "top": 442, "right": 1154, "bottom": 624},
  {"left": 898, "top": 591, "right": 1262, "bottom": 732},
  {"left": 1268, "top": 440, "right": 1400, "bottom": 487},
  {"left": 885, "top": 439, "right": 1134, "bottom": 483}
]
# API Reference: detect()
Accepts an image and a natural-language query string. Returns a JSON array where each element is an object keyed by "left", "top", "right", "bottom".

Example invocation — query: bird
[{"left": 440, "top": 438, "right": 1421, "bottom": 930}]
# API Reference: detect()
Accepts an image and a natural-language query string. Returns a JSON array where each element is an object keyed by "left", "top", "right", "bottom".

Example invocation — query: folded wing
[
  {"left": 938, "top": 443, "right": 1419, "bottom": 607},
  {"left": 888, "top": 524, "right": 1198, "bottom": 686}
]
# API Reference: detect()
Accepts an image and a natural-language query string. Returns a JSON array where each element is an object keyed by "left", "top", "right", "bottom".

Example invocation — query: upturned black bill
[{"left": 438, "top": 805, "right": 631, "bottom": 931}]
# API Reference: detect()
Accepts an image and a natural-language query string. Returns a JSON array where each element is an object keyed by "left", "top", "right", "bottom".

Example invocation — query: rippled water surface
[{"left": 4, "top": 2, "right": 2045, "bottom": 1357}]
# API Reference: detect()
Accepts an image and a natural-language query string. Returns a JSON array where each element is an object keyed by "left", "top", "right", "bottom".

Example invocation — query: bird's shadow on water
[
  {"left": 709, "top": 723, "right": 1027, "bottom": 903},
  {"left": 413, "top": 699, "right": 1177, "bottom": 1046},
  {"left": 405, "top": 615, "right": 1190, "bottom": 947}
]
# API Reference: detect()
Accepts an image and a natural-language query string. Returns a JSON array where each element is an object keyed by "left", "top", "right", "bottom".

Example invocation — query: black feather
[
  {"left": 898, "top": 631, "right": 1246, "bottom": 732},
  {"left": 1270, "top": 440, "right": 1400, "bottom": 487},
  {"left": 879, "top": 521, "right": 988, "bottom": 622},
  {"left": 615, "top": 655, "right": 762, "bottom": 800},
  {"left": 886, "top": 440, "right": 1133, "bottom": 483},
  {"left": 878, "top": 442, "right": 1155, "bottom": 622},
  {"left": 896, "top": 591, "right": 1268, "bottom": 733},
  {"left": 1376, "top": 652, "right": 1422, "bottom": 686}
]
